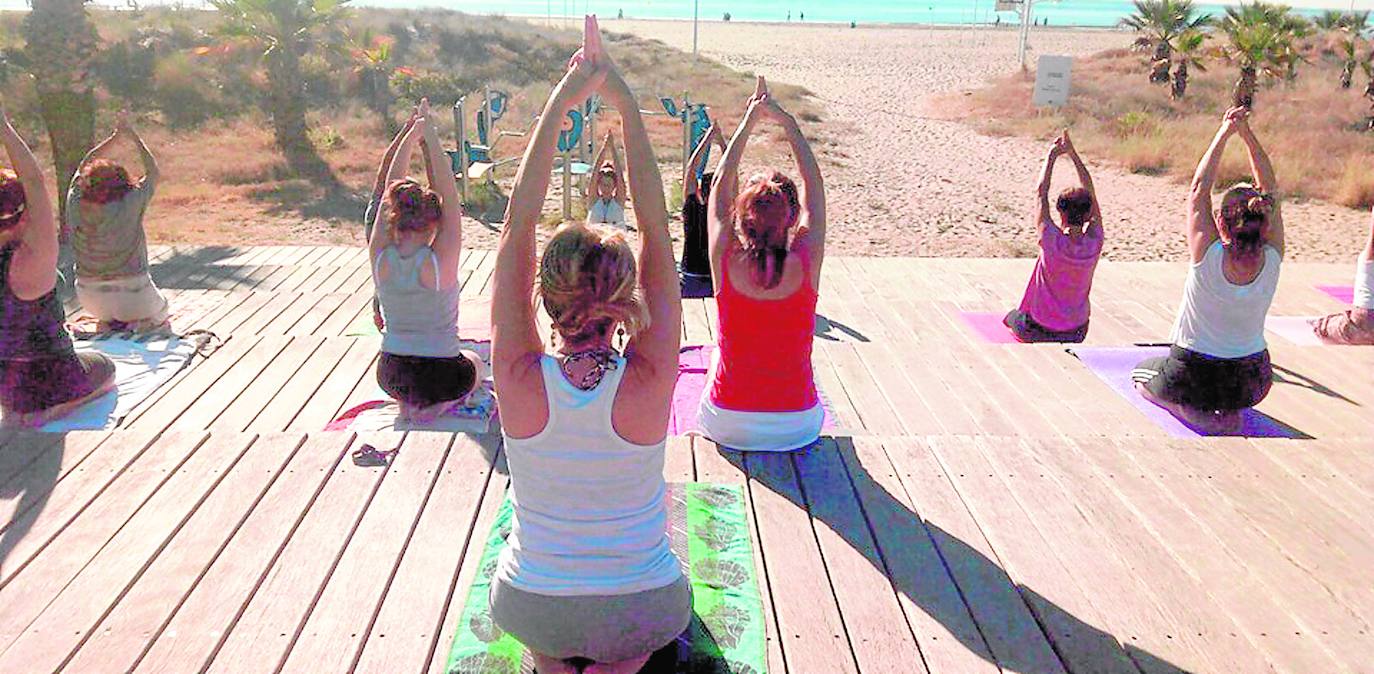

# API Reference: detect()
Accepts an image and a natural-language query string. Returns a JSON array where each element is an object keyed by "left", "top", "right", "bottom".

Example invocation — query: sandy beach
[{"left": 606, "top": 19, "right": 1368, "bottom": 262}]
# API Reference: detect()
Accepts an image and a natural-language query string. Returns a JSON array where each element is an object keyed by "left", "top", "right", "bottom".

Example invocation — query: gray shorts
[{"left": 489, "top": 575, "right": 692, "bottom": 663}]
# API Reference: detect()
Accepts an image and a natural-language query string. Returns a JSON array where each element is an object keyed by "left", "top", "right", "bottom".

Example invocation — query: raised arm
[
  {"left": 708, "top": 78, "right": 769, "bottom": 279},
  {"left": 1035, "top": 137, "right": 1062, "bottom": 231},
  {"left": 369, "top": 119, "right": 424, "bottom": 263},
  {"left": 587, "top": 132, "right": 612, "bottom": 207},
  {"left": 1061, "top": 132, "right": 1101, "bottom": 232},
  {"left": 418, "top": 100, "right": 464, "bottom": 289},
  {"left": 1187, "top": 108, "right": 1244, "bottom": 262},
  {"left": 1235, "top": 119, "right": 1283, "bottom": 257},
  {"left": 1, "top": 105, "right": 57, "bottom": 300},
  {"left": 760, "top": 95, "right": 826, "bottom": 285},
  {"left": 372, "top": 112, "right": 417, "bottom": 203},
  {"left": 683, "top": 124, "right": 720, "bottom": 203},
  {"left": 607, "top": 133, "right": 626, "bottom": 203},
  {"left": 492, "top": 27, "right": 606, "bottom": 382},
  {"left": 602, "top": 64, "right": 680, "bottom": 375},
  {"left": 114, "top": 115, "right": 159, "bottom": 189}
]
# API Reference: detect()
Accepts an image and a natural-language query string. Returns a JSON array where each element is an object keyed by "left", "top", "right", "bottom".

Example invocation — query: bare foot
[{"left": 1136, "top": 382, "right": 1241, "bottom": 435}]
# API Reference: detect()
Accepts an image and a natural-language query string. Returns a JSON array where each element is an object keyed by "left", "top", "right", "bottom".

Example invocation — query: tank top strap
[{"left": 538, "top": 353, "right": 628, "bottom": 436}]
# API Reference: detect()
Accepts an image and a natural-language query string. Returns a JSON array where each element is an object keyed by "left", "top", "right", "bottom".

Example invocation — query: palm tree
[
  {"left": 1336, "top": 12, "right": 1370, "bottom": 89},
  {"left": 209, "top": 0, "right": 351, "bottom": 172},
  {"left": 1171, "top": 30, "right": 1208, "bottom": 99},
  {"left": 21, "top": 0, "right": 100, "bottom": 224},
  {"left": 1214, "top": 2, "right": 1309, "bottom": 108},
  {"left": 1121, "top": 0, "right": 1212, "bottom": 84},
  {"left": 349, "top": 30, "right": 397, "bottom": 133}
]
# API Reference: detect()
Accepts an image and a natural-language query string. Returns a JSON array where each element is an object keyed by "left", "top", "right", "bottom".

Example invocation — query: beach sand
[{"left": 606, "top": 19, "right": 1367, "bottom": 262}]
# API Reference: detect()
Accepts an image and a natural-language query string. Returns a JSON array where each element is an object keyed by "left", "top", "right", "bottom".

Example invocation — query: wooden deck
[{"left": 2, "top": 245, "right": 1372, "bottom": 673}]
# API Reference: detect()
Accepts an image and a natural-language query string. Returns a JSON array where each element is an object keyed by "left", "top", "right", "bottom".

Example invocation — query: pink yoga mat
[
  {"left": 1317, "top": 285, "right": 1355, "bottom": 305},
  {"left": 671, "top": 345, "right": 836, "bottom": 436},
  {"left": 959, "top": 312, "right": 1021, "bottom": 344},
  {"left": 1069, "top": 346, "right": 1305, "bottom": 439},
  {"left": 1265, "top": 316, "right": 1324, "bottom": 346}
]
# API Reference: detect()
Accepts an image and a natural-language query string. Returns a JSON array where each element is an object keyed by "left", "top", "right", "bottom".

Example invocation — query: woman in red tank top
[{"left": 697, "top": 77, "right": 828, "bottom": 452}]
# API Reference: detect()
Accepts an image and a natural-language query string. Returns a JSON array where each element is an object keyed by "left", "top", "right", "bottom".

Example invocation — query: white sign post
[{"left": 1032, "top": 55, "right": 1073, "bottom": 107}]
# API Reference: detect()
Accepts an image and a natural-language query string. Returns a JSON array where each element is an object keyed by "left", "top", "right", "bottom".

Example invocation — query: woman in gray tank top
[
  {"left": 0, "top": 104, "right": 116, "bottom": 428},
  {"left": 367, "top": 100, "right": 483, "bottom": 423}
]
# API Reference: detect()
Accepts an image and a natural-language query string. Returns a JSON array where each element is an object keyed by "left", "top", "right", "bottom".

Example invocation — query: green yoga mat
[{"left": 444, "top": 483, "right": 766, "bottom": 674}]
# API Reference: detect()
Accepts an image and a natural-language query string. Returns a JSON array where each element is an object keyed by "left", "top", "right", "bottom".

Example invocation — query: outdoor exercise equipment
[{"left": 449, "top": 87, "right": 522, "bottom": 203}]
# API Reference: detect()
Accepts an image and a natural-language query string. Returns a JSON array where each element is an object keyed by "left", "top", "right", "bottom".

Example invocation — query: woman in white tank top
[
  {"left": 489, "top": 19, "right": 688, "bottom": 673},
  {"left": 1132, "top": 107, "right": 1285, "bottom": 434},
  {"left": 1311, "top": 206, "right": 1374, "bottom": 345}
]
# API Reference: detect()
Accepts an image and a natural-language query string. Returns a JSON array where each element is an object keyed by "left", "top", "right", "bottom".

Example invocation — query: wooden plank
[
  {"left": 1024, "top": 437, "right": 1306, "bottom": 673},
  {"left": 202, "top": 431, "right": 401, "bottom": 674},
  {"left": 1101, "top": 438, "right": 1368, "bottom": 671},
  {"left": 0, "top": 432, "right": 64, "bottom": 488},
  {"left": 820, "top": 342, "right": 904, "bottom": 435},
  {"left": 277, "top": 432, "right": 454, "bottom": 673},
  {"left": 0, "top": 433, "right": 294, "bottom": 671},
  {"left": 312, "top": 290, "right": 371, "bottom": 337},
  {"left": 169, "top": 335, "right": 293, "bottom": 431},
  {"left": 286, "top": 338, "right": 380, "bottom": 431},
  {"left": 423, "top": 467, "right": 510, "bottom": 674},
  {"left": 119, "top": 433, "right": 353, "bottom": 673},
  {"left": 0, "top": 431, "right": 211, "bottom": 646},
  {"left": 247, "top": 338, "right": 356, "bottom": 432},
  {"left": 925, "top": 436, "right": 1141, "bottom": 674},
  {"left": 790, "top": 439, "right": 927, "bottom": 672},
  {"left": 209, "top": 336, "right": 325, "bottom": 432},
  {"left": 354, "top": 434, "right": 500, "bottom": 673},
  {"left": 840, "top": 437, "right": 999, "bottom": 673},
  {"left": 664, "top": 435, "right": 695, "bottom": 483},
  {"left": 692, "top": 438, "right": 785, "bottom": 674},
  {"left": 0, "top": 431, "right": 162, "bottom": 587},
  {"left": 121, "top": 335, "right": 261, "bottom": 430},
  {"left": 881, "top": 437, "right": 1068, "bottom": 674},
  {"left": 744, "top": 449, "right": 859, "bottom": 673}
]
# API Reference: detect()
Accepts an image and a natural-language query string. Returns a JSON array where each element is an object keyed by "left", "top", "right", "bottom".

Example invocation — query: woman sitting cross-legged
[
  {"left": 488, "top": 18, "right": 688, "bottom": 674},
  {"left": 68, "top": 111, "right": 170, "bottom": 332},
  {"left": 1310, "top": 205, "right": 1374, "bottom": 345},
  {"left": 585, "top": 131, "right": 628, "bottom": 229},
  {"left": 1003, "top": 129, "right": 1104, "bottom": 343},
  {"left": 696, "top": 76, "right": 827, "bottom": 452},
  {"left": 1133, "top": 107, "right": 1283, "bottom": 434},
  {"left": 0, "top": 103, "right": 116, "bottom": 428},
  {"left": 369, "top": 99, "right": 484, "bottom": 423}
]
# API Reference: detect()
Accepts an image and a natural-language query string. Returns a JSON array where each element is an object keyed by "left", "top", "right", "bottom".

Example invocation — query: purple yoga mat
[
  {"left": 671, "top": 345, "right": 836, "bottom": 435},
  {"left": 1317, "top": 285, "right": 1355, "bottom": 305},
  {"left": 1265, "top": 316, "right": 1324, "bottom": 346},
  {"left": 959, "top": 312, "right": 1021, "bottom": 344},
  {"left": 1069, "top": 346, "right": 1303, "bottom": 439}
]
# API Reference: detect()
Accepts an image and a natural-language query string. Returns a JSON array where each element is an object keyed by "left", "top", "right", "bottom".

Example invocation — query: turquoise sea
[{"left": 9, "top": 0, "right": 1371, "bottom": 27}]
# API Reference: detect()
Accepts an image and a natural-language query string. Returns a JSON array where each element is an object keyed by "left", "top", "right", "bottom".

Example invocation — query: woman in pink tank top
[
  {"left": 696, "top": 76, "right": 828, "bottom": 452},
  {"left": 1004, "top": 130, "right": 1104, "bottom": 343}
]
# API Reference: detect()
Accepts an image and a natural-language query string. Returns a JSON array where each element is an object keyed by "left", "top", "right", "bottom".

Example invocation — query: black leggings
[
  {"left": 376, "top": 352, "right": 478, "bottom": 409},
  {"left": 1133, "top": 346, "right": 1273, "bottom": 411}
]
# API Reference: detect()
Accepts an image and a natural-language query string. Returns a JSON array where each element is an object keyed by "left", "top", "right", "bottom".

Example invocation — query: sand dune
[{"left": 609, "top": 19, "right": 1367, "bottom": 262}]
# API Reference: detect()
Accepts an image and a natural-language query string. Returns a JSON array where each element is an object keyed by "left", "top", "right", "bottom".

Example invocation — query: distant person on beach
[
  {"left": 698, "top": 75, "right": 827, "bottom": 451},
  {"left": 1003, "top": 129, "right": 1103, "bottom": 343},
  {"left": 1310, "top": 205, "right": 1374, "bottom": 344},
  {"left": 489, "top": 17, "right": 689, "bottom": 674},
  {"left": 68, "top": 111, "right": 169, "bottom": 332},
  {"left": 585, "top": 131, "right": 628, "bottom": 229},
  {"left": 681, "top": 123, "right": 728, "bottom": 296},
  {"left": 368, "top": 99, "right": 484, "bottom": 423},
  {"left": 0, "top": 104, "right": 116, "bottom": 428},
  {"left": 366, "top": 109, "right": 420, "bottom": 331},
  {"left": 1133, "top": 107, "right": 1283, "bottom": 434}
]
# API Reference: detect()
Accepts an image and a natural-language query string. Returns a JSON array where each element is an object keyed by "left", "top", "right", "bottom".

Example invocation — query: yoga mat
[
  {"left": 1264, "top": 316, "right": 1325, "bottom": 346},
  {"left": 24, "top": 335, "right": 204, "bottom": 432},
  {"left": 1069, "top": 346, "right": 1302, "bottom": 438},
  {"left": 958, "top": 311, "right": 1022, "bottom": 344},
  {"left": 672, "top": 345, "right": 836, "bottom": 437},
  {"left": 1316, "top": 285, "right": 1355, "bottom": 305},
  {"left": 346, "top": 297, "right": 492, "bottom": 344},
  {"left": 443, "top": 483, "right": 766, "bottom": 674},
  {"left": 326, "top": 381, "right": 497, "bottom": 434}
]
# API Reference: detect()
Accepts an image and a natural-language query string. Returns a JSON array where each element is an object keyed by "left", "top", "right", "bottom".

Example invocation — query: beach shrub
[
  {"left": 1335, "top": 156, "right": 1374, "bottom": 208},
  {"left": 153, "top": 52, "right": 216, "bottom": 128},
  {"left": 1112, "top": 110, "right": 1160, "bottom": 137}
]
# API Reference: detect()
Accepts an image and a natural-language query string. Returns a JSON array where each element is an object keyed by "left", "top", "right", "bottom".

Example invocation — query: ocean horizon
[{"left": 1, "top": 0, "right": 1371, "bottom": 27}]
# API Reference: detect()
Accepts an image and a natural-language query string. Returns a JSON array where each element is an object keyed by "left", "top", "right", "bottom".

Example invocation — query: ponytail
[{"left": 734, "top": 171, "right": 800, "bottom": 290}]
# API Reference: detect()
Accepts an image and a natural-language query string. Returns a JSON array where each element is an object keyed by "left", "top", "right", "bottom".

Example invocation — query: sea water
[{"left": 24, "top": 0, "right": 1363, "bottom": 27}]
